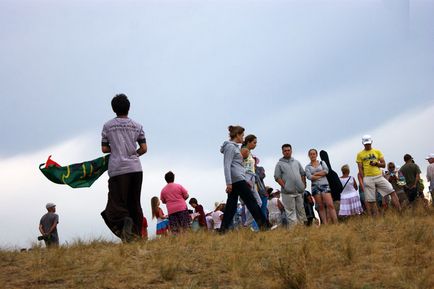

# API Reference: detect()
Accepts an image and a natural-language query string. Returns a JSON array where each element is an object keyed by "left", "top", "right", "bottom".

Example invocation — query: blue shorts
[{"left": 311, "top": 184, "right": 330, "bottom": 196}]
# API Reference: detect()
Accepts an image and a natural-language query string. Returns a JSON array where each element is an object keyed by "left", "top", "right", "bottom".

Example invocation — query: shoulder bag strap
[{"left": 342, "top": 177, "right": 351, "bottom": 191}]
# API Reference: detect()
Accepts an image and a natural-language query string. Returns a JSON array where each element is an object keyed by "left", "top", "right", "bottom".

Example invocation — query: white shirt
[
  {"left": 340, "top": 176, "right": 359, "bottom": 199},
  {"left": 427, "top": 163, "right": 434, "bottom": 191},
  {"left": 267, "top": 198, "right": 282, "bottom": 218},
  {"left": 212, "top": 211, "right": 224, "bottom": 229}
]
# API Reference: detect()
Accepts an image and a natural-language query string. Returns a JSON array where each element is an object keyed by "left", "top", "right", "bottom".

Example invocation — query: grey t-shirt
[
  {"left": 101, "top": 117, "right": 146, "bottom": 177},
  {"left": 39, "top": 212, "right": 59, "bottom": 242}
]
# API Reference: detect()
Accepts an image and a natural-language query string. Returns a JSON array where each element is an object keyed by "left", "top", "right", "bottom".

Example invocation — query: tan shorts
[{"left": 363, "top": 175, "right": 394, "bottom": 202}]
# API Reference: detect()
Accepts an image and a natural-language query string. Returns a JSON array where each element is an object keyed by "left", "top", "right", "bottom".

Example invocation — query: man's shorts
[{"left": 363, "top": 175, "right": 394, "bottom": 202}]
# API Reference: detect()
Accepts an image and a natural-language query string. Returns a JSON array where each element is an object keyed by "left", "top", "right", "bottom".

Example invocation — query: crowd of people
[
  {"left": 141, "top": 128, "right": 433, "bottom": 237},
  {"left": 38, "top": 95, "right": 434, "bottom": 246}
]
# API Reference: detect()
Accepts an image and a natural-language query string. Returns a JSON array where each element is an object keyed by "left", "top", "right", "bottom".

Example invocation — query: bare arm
[
  {"left": 310, "top": 172, "right": 326, "bottom": 181},
  {"left": 412, "top": 173, "right": 420, "bottom": 189},
  {"left": 371, "top": 157, "right": 386, "bottom": 168},
  {"left": 357, "top": 162, "right": 364, "bottom": 179},
  {"left": 357, "top": 171, "right": 365, "bottom": 193},
  {"left": 137, "top": 143, "right": 147, "bottom": 156},
  {"left": 47, "top": 220, "right": 58, "bottom": 235},
  {"left": 39, "top": 224, "right": 45, "bottom": 235},
  {"left": 276, "top": 178, "right": 285, "bottom": 188},
  {"left": 313, "top": 171, "right": 327, "bottom": 177},
  {"left": 352, "top": 177, "right": 358, "bottom": 191},
  {"left": 377, "top": 157, "right": 386, "bottom": 168},
  {"left": 277, "top": 199, "right": 285, "bottom": 211},
  {"left": 158, "top": 210, "right": 168, "bottom": 219},
  {"left": 160, "top": 193, "right": 167, "bottom": 204}
]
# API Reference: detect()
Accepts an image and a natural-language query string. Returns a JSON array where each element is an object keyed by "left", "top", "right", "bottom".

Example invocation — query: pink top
[{"left": 160, "top": 183, "right": 189, "bottom": 215}]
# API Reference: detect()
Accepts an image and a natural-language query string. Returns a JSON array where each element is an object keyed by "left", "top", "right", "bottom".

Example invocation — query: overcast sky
[{"left": 0, "top": 0, "right": 433, "bottom": 248}]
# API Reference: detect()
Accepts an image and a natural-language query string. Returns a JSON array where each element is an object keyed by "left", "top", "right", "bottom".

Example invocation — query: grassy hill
[{"left": 1, "top": 207, "right": 433, "bottom": 289}]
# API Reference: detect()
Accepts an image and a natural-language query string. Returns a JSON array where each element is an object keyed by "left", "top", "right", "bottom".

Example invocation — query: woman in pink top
[{"left": 160, "top": 171, "right": 191, "bottom": 234}]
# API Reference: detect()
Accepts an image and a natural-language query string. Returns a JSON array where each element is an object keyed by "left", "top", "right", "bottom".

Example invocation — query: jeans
[{"left": 221, "top": 180, "right": 268, "bottom": 231}]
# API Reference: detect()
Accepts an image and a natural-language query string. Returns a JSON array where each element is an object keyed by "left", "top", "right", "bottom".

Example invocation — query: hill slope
[{"left": 1, "top": 208, "right": 433, "bottom": 289}]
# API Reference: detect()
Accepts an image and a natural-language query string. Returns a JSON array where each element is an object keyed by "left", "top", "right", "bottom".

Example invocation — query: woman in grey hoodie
[{"left": 219, "top": 125, "right": 268, "bottom": 232}]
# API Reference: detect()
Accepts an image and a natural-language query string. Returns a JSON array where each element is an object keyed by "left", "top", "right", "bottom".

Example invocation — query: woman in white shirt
[{"left": 339, "top": 164, "right": 363, "bottom": 216}]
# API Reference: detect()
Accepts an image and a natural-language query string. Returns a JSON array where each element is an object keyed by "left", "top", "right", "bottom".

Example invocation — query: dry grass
[{"left": 1, "top": 206, "right": 433, "bottom": 289}]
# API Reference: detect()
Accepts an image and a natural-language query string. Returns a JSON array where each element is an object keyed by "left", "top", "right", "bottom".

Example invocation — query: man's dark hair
[
  {"left": 111, "top": 94, "right": 130, "bottom": 116},
  {"left": 404, "top": 154, "right": 413, "bottom": 162},
  {"left": 281, "top": 144, "right": 292, "bottom": 150},
  {"left": 189, "top": 198, "right": 198, "bottom": 205},
  {"left": 164, "top": 171, "right": 175, "bottom": 183}
]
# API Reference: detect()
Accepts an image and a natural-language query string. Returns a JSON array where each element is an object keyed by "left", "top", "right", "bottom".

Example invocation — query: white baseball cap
[
  {"left": 362, "top": 135, "right": 373, "bottom": 145},
  {"left": 46, "top": 202, "right": 56, "bottom": 209},
  {"left": 426, "top": 153, "right": 434, "bottom": 160}
]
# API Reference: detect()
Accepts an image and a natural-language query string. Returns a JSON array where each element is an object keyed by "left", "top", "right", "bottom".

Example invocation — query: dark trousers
[
  {"left": 101, "top": 172, "right": 143, "bottom": 240},
  {"left": 405, "top": 187, "right": 418, "bottom": 203},
  {"left": 168, "top": 209, "right": 192, "bottom": 234},
  {"left": 222, "top": 180, "right": 268, "bottom": 230}
]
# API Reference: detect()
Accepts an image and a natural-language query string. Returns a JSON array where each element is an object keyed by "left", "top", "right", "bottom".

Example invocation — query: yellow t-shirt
[{"left": 356, "top": 148, "right": 384, "bottom": 177}]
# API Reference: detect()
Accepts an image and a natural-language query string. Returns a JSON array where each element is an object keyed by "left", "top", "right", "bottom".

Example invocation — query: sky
[{"left": 0, "top": 0, "right": 433, "bottom": 248}]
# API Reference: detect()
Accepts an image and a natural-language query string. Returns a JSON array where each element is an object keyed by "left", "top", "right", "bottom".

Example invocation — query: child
[
  {"left": 339, "top": 165, "right": 364, "bottom": 217},
  {"left": 188, "top": 198, "right": 207, "bottom": 229},
  {"left": 151, "top": 196, "right": 169, "bottom": 236},
  {"left": 212, "top": 202, "right": 225, "bottom": 231},
  {"left": 267, "top": 190, "right": 284, "bottom": 227}
]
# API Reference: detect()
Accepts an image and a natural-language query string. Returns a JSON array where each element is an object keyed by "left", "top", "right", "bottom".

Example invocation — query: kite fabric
[{"left": 39, "top": 155, "right": 110, "bottom": 188}]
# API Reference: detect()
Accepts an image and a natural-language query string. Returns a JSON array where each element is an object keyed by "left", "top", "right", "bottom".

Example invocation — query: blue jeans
[{"left": 221, "top": 181, "right": 268, "bottom": 231}]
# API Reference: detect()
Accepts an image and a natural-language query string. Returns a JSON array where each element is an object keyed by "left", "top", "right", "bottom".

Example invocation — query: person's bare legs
[
  {"left": 389, "top": 191, "right": 402, "bottom": 212},
  {"left": 314, "top": 194, "right": 327, "bottom": 225},
  {"left": 322, "top": 193, "right": 338, "bottom": 224},
  {"left": 365, "top": 201, "right": 378, "bottom": 217}
]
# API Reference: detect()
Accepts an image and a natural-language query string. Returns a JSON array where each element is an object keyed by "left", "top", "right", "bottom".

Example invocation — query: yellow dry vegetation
[{"left": 1, "top": 207, "right": 433, "bottom": 289}]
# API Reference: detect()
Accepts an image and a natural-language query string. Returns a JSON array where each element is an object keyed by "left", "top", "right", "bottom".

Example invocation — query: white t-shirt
[
  {"left": 212, "top": 211, "right": 224, "bottom": 229},
  {"left": 267, "top": 198, "right": 281, "bottom": 218},
  {"left": 427, "top": 163, "right": 434, "bottom": 191},
  {"left": 206, "top": 215, "right": 213, "bottom": 230}
]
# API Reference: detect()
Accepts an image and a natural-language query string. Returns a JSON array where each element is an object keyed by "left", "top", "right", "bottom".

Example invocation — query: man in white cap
[
  {"left": 356, "top": 135, "right": 401, "bottom": 216},
  {"left": 38, "top": 203, "right": 59, "bottom": 247},
  {"left": 426, "top": 153, "right": 434, "bottom": 206}
]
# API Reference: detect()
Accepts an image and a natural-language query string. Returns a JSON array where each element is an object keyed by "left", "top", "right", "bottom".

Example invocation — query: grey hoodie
[
  {"left": 220, "top": 141, "right": 246, "bottom": 185},
  {"left": 274, "top": 157, "right": 306, "bottom": 194}
]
